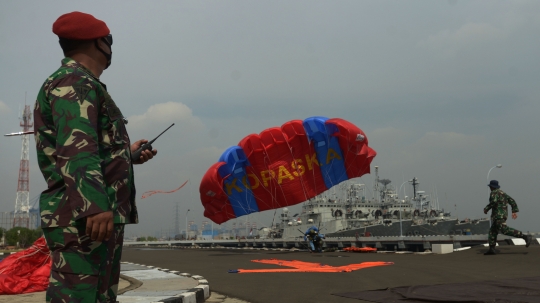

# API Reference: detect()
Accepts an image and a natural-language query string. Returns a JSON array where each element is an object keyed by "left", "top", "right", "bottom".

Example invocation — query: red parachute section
[
  {"left": 281, "top": 120, "right": 327, "bottom": 200},
  {"left": 326, "top": 118, "right": 373, "bottom": 179},
  {"left": 0, "top": 237, "right": 51, "bottom": 294},
  {"left": 238, "top": 122, "right": 326, "bottom": 212},
  {"left": 201, "top": 162, "right": 236, "bottom": 224}
]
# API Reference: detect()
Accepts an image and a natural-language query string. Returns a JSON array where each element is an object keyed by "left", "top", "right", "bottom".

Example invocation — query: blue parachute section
[
  {"left": 218, "top": 146, "right": 259, "bottom": 217},
  {"left": 303, "top": 117, "right": 348, "bottom": 189}
]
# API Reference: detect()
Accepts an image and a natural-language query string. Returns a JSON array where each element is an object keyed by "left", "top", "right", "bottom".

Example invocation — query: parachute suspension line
[
  {"left": 234, "top": 132, "right": 324, "bottom": 224},
  {"left": 229, "top": 146, "right": 275, "bottom": 214},
  {"left": 287, "top": 144, "right": 311, "bottom": 203},
  {"left": 241, "top": 181, "right": 255, "bottom": 215},
  {"left": 225, "top": 170, "right": 257, "bottom": 219},
  {"left": 247, "top": 169, "right": 274, "bottom": 211},
  {"left": 271, "top": 209, "right": 278, "bottom": 230},
  {"left": 238, "top": 188, "right": 271, "bottom": 230},
  {"left": 232, "top": 209, "right": 272, "bottom": 233},
  {"left": 234, "top": 167, "right": 257, "bottom": 216},
  {"left": 322, "top": 123, "right": 340, "bottom": 191},
  {"left": 326, "top": 123, "right": 339, "bottom": 193},
  {"left": 229, "top": 144, "right": 293, "bottom": 218},
  {"left": 269, "top": 139, "right": 314, "bottom": 209},
  {"left": 307, "top": 138, "right": 322, "bottom": 200},
  {"left": 233, "top": 207, "right": 267, "bottom": 233},
  {"left": 220, "top": 173, "right": 238, "bottom": 219},
  {"left": 0, "top": 238, "right": 51, "bottom": 275},
  {"left": 325, "top": 123, "right": 373, "bottom": 197},
  {"left": 264, "top": 153, "right": 290, "bottom": 210},
  {"left": 261, "top": 154, "right": 280, "bottom": 210},
  {"left": 332, "top": 147, "right": 358, "bottom": 192}
]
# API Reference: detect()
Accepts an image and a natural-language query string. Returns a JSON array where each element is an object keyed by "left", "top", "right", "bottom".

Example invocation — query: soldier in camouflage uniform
[
  {"left": 483, "top": 180, "right": 532, "bottom": 255},
  {"left": 34, "top": 12, "right": 157, "bottom": 302}
]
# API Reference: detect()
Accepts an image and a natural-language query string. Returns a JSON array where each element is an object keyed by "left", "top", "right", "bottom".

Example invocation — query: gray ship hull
[{"left": 326, "top": 219, "right": 490, "bottom": 238}]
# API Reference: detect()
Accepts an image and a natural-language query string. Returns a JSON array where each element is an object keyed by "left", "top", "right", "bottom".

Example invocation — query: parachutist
[{"left": 484, "top": 180, "right": 533, "bottom": 255}]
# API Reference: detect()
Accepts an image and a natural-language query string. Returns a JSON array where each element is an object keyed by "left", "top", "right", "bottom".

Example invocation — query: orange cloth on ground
[
  {"left": 236, "top": 259, "right": 393, "bottom": 273},
  {"left": 343, "top": 247, "right": 377, "bottom": 253}
]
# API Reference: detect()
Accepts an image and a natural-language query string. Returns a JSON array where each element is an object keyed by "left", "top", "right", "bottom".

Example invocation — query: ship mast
[
  {"left": 373, "top": 166, "right": 379, "bottom": 203},
  {"left": 409, "top": 177, "right": 419, "bottom": 200}
]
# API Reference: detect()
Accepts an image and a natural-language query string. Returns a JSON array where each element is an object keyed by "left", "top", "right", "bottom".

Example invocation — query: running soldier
[
  {"left": 34, "top": 12, "right": 157, "bottom": 302},
  {"left": 483, "top": 180, "right": 532, "bottom": 255}
]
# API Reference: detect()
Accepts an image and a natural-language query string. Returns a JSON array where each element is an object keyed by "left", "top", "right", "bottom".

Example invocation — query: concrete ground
[
  {"left": 0, "top": 267, "right": 244, "bottom": 303},
  {"left": 3, "top": 245, "right": 536, "bottom": 303},
  {"left": 0, "top": 278, "right": 130, "bottom": 302},
  {"left": 122, "top": 245, "right": 540, "bottom": 303}
]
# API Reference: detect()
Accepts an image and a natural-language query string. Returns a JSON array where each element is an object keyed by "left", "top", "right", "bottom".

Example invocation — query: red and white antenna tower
[{"left": 4, "top": 101, "right": 33, "bottom": 228}]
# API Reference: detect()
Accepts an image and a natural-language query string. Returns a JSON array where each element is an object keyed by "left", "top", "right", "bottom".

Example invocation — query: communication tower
[{"left": 8, "top": 105, "right": 33, "bottom": 228}]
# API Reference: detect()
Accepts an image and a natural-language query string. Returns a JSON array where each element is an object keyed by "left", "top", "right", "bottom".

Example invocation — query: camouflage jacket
[
  {"left": 34, "top": 57, "right": 138, "bottom": 228},
  {"left": 484, "top": 189, "right": 519, "bottom": 221}
]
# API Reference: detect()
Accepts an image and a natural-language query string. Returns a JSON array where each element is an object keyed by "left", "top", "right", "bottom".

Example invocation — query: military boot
[
  {"left": 523, "top": 234, "right": 533, "bottom": 248},
  {"left": 484, "top": 246, "right": 496, "bottom": 255}
]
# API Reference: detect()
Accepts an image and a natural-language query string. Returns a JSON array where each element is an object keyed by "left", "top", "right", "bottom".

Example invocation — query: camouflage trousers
[
  {"left": 42, "top": 224, "right": 125, "bottom": 303},
  {"left": 488, "top": 219, "right": 522, "bottom": 247}
]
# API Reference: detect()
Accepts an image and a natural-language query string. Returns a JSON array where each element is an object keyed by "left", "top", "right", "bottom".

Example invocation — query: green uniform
[
  {"left": 34, "top": 57, "right": 137, "bottom": 302},
  {"left": 484, "top": 189, "right": 522, "bottom": 247},
  {"left": 43, "top": 225, "right": 125, "bottom": 303}
]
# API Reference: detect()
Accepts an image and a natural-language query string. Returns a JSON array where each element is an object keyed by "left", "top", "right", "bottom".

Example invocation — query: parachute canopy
[
  {"left": 0, "top": 237, "right": 51, "bottom": 294},
  {"left": 200, "top": 117, "right": 376, "bottom": 224}
]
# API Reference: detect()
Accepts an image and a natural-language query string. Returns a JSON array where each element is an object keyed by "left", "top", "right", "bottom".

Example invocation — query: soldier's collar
[
  {"left": 61, "top": 57, "right": 107, "bottom": 90},
  {"left": 62, "top": 57, "right": 99, "bottom": 78}
]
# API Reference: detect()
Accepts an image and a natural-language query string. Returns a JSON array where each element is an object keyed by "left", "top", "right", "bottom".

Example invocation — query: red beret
[{"left": 53, "top": 11, "right": 109, "bottom": 40}]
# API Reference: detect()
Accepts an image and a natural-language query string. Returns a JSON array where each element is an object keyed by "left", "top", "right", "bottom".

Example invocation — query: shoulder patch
[
  {"left": 103, "top": 92, "right": 123, "bottom": 120},
  {"left": 73, "top": 84, "right": 91, "bottom": 103}
]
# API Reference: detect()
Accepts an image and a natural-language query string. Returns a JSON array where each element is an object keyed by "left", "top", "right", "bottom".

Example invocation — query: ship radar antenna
[
  {"left": 409, "top": 177, "right": 419, "bottom": 200},
  {"left": 378, "top": 179, "right": 391, "bottom": 201}
]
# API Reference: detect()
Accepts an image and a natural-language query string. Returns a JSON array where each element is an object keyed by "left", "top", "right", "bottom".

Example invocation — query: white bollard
[{"left": 432, "top": 244, "right": 453, "bottom": 254}]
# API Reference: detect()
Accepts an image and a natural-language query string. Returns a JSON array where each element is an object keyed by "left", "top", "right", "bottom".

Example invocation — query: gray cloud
[{"left": 0, "top": 101, "right": 11, "bottom": 115}]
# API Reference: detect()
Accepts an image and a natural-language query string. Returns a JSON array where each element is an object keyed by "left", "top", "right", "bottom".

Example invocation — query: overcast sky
[{"left": 1, "top": 0, "right": 539, "bottom": 238}]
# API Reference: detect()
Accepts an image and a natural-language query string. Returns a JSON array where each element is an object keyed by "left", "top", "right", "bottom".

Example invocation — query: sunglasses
[{"left": 103, "top": 34, "right": 113, "bottom": 46}]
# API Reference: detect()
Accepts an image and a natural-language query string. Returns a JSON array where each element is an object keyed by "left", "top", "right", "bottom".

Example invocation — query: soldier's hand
[
  {"left": 512, "top": 212, "right": 518, "bottom": 220},
  {"left": 86, "top": 211, "right": 114, "bottom": 242},
  {"left": 131, "top": 139, "right": 157, "bottom": 164},
  {"left": 484, "top": 209, "right": 488, "bottom": 214}
]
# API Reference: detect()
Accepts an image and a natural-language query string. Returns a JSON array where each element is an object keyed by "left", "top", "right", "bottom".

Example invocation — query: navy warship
[{"left": 269, "top": 166, "right": 490, "bottom": 239}]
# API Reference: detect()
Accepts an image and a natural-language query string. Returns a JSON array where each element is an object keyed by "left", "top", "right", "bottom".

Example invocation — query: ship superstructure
[{"left": 270, "top": 168, "right": 489, "bottom": 239}]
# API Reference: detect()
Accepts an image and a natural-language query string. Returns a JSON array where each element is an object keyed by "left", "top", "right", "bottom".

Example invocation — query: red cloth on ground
[{"left": 0, "top": 237, "right": 51, "bottom": 294}]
